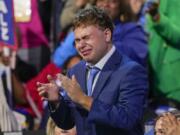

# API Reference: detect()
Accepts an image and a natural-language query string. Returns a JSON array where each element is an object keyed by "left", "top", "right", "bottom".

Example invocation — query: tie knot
[
  {"left": 87, "top": 66, "right": 100, "bottom": 96},
  {"left": 89, "top": 67, "right": 100, "bottom": 75}
]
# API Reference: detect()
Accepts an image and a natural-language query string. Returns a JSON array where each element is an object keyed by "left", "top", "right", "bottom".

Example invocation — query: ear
[{"left": 104, "top": 28, "right": 112, "bottom": 43}]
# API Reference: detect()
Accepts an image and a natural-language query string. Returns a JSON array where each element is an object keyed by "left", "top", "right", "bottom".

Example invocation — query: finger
[
  {"left": 62, "top": 76, "right": 73, "bottom": 92},
  {"left": 60, "top": 74, "right": 70, "bottom": 82},
  {"left": 36, "top": 82, "right": 40, "bottom": 86},
  {"left": 61, "top": 75, "right": 71, "bottom": 84},
  {"left": 36, "top": 82, "right": 45, "bottom": 87},
  {"left": 56, "top": 74, "right": 72, "bottom": 92},
  {"left": 41, "top": 97, "right": 48, "bottom": 101},
  {"left": 56, "top": 73, "right": 67, "bottom": 87},
  {"left": 161, "top": 114, "right": 170, "bottom": 125},
  {"left": 56, "top": 73, "right": 64, "bottom": 81},
  {"left": 72, "top": 75, "right": 77, "bottom": 83},
  {"left": 38, "top": 90, "right": 47, "bottom": 97},
  {"left": 177, "top": 120, "right": 180, "bottom": 126},
  {"left": 37, "top": 86, "right": 45, "bottom": 92},
  {"left": 37, "top": 82, "right": 49, "bottom": 89},
  {"left": 37, "top": 84, "right": 48, "bottom": 92},
  {"left": 57, "top": 73, "right": 69, "bottom": 81},
  {"left": 167, "top": 113, "right": 177, "bottom": 125},
  {"left": 47, "top": 74, "right": 55, "bottom": 84}
]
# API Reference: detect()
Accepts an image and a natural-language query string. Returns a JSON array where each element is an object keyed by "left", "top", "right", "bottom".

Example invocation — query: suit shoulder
[
  {"left": 119, "top": 55, "right": 146, "bottom": 73},
  {"left": 72, "top": 60, "right": 85, "bottom": 69},
  {"left": 68, "top": 60, "right": 85, "bottom": 73}
]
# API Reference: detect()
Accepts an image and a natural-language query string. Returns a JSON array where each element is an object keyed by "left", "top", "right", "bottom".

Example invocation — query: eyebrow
[{"left": 75, "top": 34, "right": 92, "bottom": 41}]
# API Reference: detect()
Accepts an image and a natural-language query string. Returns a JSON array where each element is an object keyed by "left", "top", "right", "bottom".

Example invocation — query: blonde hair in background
[
  {"left": 46, "top": 117, "right": 77, "bottom": 135},
  {"left": 46, "top": 117, "right": 56, "bottom": 135}
]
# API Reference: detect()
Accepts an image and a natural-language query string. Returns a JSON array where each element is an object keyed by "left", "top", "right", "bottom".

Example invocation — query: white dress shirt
[{"left": 86, "top": 46, "right": 115, "bottom": 94}]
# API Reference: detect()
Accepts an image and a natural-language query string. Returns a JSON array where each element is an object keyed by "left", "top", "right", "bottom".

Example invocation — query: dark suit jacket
[{"left": 50, "top": 50, "right": 148, "bottom": 135}]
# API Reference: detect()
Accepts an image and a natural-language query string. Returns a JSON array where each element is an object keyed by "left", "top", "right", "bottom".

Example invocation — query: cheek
[
  {"left": 155, "top": 120, "right": 163, "bottom": 130},
  {"left": 75, "top": 45, "right": 80, "bottom": 53},
  {"left": 95, "top": 45, "right": 106, "bottom": 55}
]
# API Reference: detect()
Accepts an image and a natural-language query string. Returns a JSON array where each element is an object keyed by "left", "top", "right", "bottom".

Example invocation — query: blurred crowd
[{"left": 0, "top": 0, "right": 180, "bottom": 134}]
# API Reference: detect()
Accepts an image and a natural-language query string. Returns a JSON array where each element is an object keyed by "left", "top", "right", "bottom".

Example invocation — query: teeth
[{"left": 55, "top": 79, "right": 62, "bottom": 87}]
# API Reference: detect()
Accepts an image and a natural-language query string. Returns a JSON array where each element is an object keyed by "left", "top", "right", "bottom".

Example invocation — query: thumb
[
  {"left": 47, "top": 74, "right": 55, "bottom": 84},
  {"left": 72, "top": 75, "right": 77, "bottom": 83}
]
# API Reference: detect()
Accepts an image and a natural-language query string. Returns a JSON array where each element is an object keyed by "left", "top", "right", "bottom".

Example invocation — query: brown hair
[
  {"left": 119, "top": 0, "right": 140, "bottom": 22},
  {"left": 72, "top": 6, "right": 114, "bottom": 34}
]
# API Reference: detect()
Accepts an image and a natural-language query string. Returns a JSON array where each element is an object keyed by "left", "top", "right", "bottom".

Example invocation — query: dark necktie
[{"left": 87, "top": 67, "right": 100, "bottom": 96}]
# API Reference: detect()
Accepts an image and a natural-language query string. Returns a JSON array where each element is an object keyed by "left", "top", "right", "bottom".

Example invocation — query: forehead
[{"left": 74, "top": 25, "right": 102, "bottom": 37}]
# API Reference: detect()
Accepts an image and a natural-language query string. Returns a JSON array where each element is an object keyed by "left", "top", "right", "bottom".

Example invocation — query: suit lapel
[{"left": 92, "top": 50, "right": 122, "bottom": 99}]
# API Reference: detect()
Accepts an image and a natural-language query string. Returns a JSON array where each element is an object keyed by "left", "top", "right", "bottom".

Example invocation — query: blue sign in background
[{"left": 0, "top": 0, "right": 15, "bottom": 46}]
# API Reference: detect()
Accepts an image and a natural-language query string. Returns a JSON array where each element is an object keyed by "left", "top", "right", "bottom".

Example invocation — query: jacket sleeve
[
  {"left": 153, "top": 14, "right": 180, "bottom": 47},
  {"left": 50, "top": 71, "right": 75, "bottom": 130},
  {"left": 87, "top": 64, "right": 148, "bottom": 130},
  {"left": 50, "top": 98, "right": 75, "bottom": 130}
]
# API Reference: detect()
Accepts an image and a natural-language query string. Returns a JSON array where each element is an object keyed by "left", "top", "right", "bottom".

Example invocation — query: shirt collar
[{"left": 86, "top": 46, "right": 115, "bottom": 70}]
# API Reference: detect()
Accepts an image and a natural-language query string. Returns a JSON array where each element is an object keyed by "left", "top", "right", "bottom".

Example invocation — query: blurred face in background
[
  {"left": 0, "top": 47, "right": 11, "bottom": 66},
  {"left": 96, "top": 0, "right": 120, "bottom": 20},
  {"left": 129, "top": 0, "right": 144, "bottom": 15}
]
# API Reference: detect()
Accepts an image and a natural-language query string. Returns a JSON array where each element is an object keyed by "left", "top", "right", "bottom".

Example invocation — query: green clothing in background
[{"left": 147, "top": 0, "right": 180, "bottom": 103}]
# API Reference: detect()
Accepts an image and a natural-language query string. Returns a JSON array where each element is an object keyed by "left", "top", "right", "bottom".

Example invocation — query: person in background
[
  {"left": 146, "top": 0, "right": 180, "bottom": 109},
  {"left": 46, "top": 117, "right": 76, "bottom": 135},
  {"left": 37, "top": 7, "right": 148, "bottom": 135},
  {"left": 0, "top": 46, "right": 32, "bottom": 130},
  {"left": 60, "top": 0, "right": 95, "bottom": 32},
  {"left": 0, "top": 46, "right": 30, "bottom": 110},
  {"left": 155, "top": 112, "right": 180, "bottom": 135},
  {"left": 129, "top": 0, "right": 145, "bottom": 15},
  {"left": 96, "top": 0, "right": 148, "bottom": 67},
  {"left": 125, "top": 0, "right": 146, "bottom": 26}
]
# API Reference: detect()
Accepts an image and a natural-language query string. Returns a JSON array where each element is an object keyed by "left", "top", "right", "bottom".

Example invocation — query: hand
[
  {"left": 37, "top": 75, "right": 60, "bottom": 102},
  {"left": 155, "top": 116, "right": 166, "bottom": 135},
  {"left": 57, "top": 74, "right": 84, "bottom": 103},
  {"left": 155, "top": 113, "right": 180, "bottom": 135},
  {"left": 162, "top": 113, "right": 180, "bottom": 135},
  {"left": 57, "top": 74, "right": 93, "bottom": 110},
  {"left": 145, "top": 0, "right": 160, "bottom": 22}
]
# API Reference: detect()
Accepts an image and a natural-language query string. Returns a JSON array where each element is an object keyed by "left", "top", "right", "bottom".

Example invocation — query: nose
[{"left": 75, "top": 39, "right": 86, "bottom": 50}]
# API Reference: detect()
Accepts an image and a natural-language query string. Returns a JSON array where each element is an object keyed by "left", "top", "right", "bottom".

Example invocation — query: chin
[
  {"left": 84, "top": 58, "right": 91, "bottom": 62},
  {"left": 84, "top": 58, "right": 93, "bottom": 63}
]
